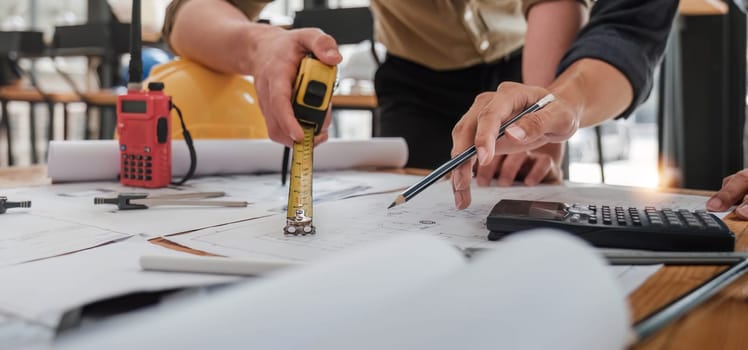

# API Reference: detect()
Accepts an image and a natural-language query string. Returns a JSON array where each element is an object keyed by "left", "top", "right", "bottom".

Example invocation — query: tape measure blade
[{"left": 284, "top": 126, "right": 315, "bottom": 235}]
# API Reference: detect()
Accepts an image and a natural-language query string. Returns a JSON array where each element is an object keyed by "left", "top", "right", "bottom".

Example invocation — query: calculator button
[
  {"left": 588, "top": 217, "right": 598, "bottom": 224},
  {"left": 570, "top": 214, "right": 580, "bottom": 223},
  {"left": 603, "top": 217, "right": 612, "bottom": 225},
  {"left": 145, "top": 176, "right": 152, "bottom": 181}
]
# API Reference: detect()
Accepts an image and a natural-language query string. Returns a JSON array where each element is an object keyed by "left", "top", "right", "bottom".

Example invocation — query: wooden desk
[
  {"left": 332, "top": 93, "right": 377, "bottom": 110},
  {"left": 2, "top": 165, "right": 748, "bottom": 348},
  {"left": 679, "top": 0, "right": 729, "bottom": 16}
]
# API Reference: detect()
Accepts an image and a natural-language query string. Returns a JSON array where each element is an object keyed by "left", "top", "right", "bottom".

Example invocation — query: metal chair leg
[
  {"left": 594, "top": 125, "right": 605, "bottom": 183},
  {"left": 29, "top": 102, "right": 38, "bottom": 164},
  {"left": 1, "top": 100, "right": 11, "bottom": 166}
]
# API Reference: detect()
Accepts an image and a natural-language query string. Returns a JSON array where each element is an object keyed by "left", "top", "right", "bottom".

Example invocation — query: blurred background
[{"left": 0, "top": 0, "right": 744, "bottom": 190}]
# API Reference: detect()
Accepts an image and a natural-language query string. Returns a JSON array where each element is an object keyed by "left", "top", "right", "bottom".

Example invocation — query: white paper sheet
[
  {"left": 3, "top": 171, "right": 421, "bottom": 238},
  {"left": 0, "top": 237, "right": 239, "bottom": 324},
  {"left": 47, "top": 138, "right": 408, "bottom": 182},
  {"left": 168, "top": 180, "right": 718, "bottom": 262},
  {"left": 0, "top": 212, "right": 129, "bottom": 267},
  {"left": 56, "top": 231, "right": 630, "bottom": 350}
]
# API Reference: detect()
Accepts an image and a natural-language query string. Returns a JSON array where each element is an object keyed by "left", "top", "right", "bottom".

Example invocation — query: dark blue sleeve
[{"left": 556, "top": 0, "right": 679, "bottom": 119}]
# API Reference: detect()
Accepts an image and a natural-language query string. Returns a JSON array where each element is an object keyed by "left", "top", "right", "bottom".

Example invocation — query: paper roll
[{"left": 47, "top": 138, "right": 408, "bottom": 183}]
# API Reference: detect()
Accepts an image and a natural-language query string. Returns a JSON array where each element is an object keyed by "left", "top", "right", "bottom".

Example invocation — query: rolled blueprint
[{"left": 47, "top": 138, "right": 408, "bottom": 183}]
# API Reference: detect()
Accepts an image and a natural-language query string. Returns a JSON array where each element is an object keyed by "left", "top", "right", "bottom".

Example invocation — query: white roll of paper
[{"left": 47, "top": 138, "right": 408, "bottom": 183}]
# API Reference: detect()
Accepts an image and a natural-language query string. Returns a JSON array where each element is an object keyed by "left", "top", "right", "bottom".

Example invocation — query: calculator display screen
[{"left": 498, "top": 201, "right": 568, "bottom": 220}]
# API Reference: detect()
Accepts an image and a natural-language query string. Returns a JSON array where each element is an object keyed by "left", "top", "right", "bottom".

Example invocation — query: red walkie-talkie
[
  {"left": 117, "top": 0, "right": 172, "bottom": 188},
  {"left": 117, "top": 83, "right": 172, "bottom": 188}
]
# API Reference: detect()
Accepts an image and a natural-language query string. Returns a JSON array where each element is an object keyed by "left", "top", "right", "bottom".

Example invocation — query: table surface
[{"left": 1, "top": 165, "right": 746, "bottom": 349}]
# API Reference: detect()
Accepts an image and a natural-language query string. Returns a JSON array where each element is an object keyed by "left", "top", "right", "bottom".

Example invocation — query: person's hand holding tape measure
[
  {"left": 249, "top": 27, "right": 342, "bottom": 147},
  {"left": 169, "top": 0, "right": 342, "bottom": 147}
]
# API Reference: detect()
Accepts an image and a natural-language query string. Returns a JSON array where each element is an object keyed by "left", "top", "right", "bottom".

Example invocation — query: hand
[
  {"left": 707, "top": 169, "right": 748, "bottom": 220},
  {"left": 249, "top": 27, "right": 342, "bottom": 147},
  {"left": 474, "top": 143, "right": 564, "bottom": 187},
  {"left": 451, "top": 82, "right": 579, "bottom": 209}
]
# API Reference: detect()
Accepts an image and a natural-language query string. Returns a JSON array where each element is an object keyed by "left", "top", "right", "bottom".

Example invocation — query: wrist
[{"left": 548, "top": 61, "right": 588, "bottom": 127}]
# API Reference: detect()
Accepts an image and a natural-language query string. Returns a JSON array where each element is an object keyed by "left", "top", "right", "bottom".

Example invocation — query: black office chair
[
  {"left": 292, "top": 7, "right": 379, "bottom": 137},
  {"left": 292, "top": 7, "right": 378, "bottom": 64}
]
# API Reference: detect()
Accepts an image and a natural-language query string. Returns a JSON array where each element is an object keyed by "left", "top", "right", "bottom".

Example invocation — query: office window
[{"left": 567, "top": 69, "right": 661, "bottom": 188}]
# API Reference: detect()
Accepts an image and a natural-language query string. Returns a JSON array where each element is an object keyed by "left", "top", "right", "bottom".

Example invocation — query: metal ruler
[
  {"left": 283, "top": 56, "right": 337, "bottom": 235},
  {"left": 464, "top": 247, "right": 748, "bottom": 265}
]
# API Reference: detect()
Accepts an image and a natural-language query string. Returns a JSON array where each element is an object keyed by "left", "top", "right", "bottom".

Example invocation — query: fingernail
[
  {"left": 498, "top": 178, "right": 512, "bottom": 187},
  {"left": 738, "top": 204, "right": 748, "bottom": 217},
  {"left": 707, "top": 197, "right": 723, "bottom": 210},
  {"left": 506, "top": 126, "right": 526, "bottom": 142},
  {"left": 477, "top": 177, "right": 490, "bottom": 187},
  {"left": 326, "top": 49, "right": 341, "bottom": 59},
  {"left": 477, "top": 147, "right": 490, "bottom": 165}
]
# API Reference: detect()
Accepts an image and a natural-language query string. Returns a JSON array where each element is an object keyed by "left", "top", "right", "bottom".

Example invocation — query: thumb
[{"left": 294, "top": 28, "right": 342, "bottom": 65}]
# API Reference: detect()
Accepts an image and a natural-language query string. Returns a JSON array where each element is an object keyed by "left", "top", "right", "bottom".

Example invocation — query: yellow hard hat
[{"left": 145, "top": 59, "right": 268, "bottom": 139}]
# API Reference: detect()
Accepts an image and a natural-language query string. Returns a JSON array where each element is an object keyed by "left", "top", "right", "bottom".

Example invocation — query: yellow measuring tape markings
[
  {"left": 283, "top": 56, "right": 337, "bottom": 235},
  {"left": 284, "top": 125, "right": 316, "bottom": 234}
]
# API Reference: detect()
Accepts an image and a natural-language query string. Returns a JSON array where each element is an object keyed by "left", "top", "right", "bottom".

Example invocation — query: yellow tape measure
[{"left": 283, "top": 56, "right": 337, "bottom": 235}]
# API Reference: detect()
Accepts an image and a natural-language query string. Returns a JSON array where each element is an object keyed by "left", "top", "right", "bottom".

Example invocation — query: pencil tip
[{"left": 387, "top": 202, "right": 395, "bottom": 209}]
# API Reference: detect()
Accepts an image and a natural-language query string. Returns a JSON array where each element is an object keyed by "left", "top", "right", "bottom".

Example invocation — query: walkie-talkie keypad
[
  {"left": 487, "top": 199, "right": 735, "bottom": 251},
  {"left": 121, "top": 153, "right": 153, "bottom": 181}
]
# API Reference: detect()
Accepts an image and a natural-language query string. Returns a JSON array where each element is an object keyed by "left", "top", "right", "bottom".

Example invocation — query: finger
[
  {"left": 313, "top": 130, "right": 329, "bottom": 146},
  {"left": 473, "top": 83, "right": 549, "bottom": 162},
  {"left": 707, "top": 169, "right": 748, "bottom": 211},
  {"left": 475, "top": 155, "right": 502, "bottom": 187},
  {"left": 313, "top": 107, "right": 333, "bottom": 146},
  {"left": 452, "top": 157, "right": 476, "bottom": 209},
  {"left": 453, "top": 93, "right": 494, "bottom": 169},
  {"left": 293, "top": 28, "right": 342, "bottom": 65},
  {"left": 268, "top": 77, "right": 304, "bottom": 143},
  {"left": 505, "top": 106, "right": 577, "bottom": 148},
  {"left": 722, "top": 174, "right": 734, "bottom": 188},
  {"left": 497, "top": 152, "right": 527, "bottom": 186},
  {"left": 522, "top": 154, "right": 554, "bottom": 186},
  {"left": 257, "top": 78, "right": 293, "bottom": 147},
  {"left": 735, "top": 198, "right": 748, "bottom": 220}
]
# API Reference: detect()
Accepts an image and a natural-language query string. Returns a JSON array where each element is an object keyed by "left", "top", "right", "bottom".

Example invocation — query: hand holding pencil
[
  {"left": 389, "top": 88, "right": 558, "bottom": 209},
  {"left": 390, "top": 83, "right": 580, "bottom": 209},
  {"left": 451, "top": 83, "right": 581, "bottom": 209}
]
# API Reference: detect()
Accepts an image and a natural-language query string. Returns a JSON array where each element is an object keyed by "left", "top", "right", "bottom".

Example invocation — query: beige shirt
[{"left": 163, "top": 0, "right": 588, "bottom": 70}]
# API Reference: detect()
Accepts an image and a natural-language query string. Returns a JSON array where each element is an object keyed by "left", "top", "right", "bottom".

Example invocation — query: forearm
[
  {"left": 170, "top": 0, "right": 280, "bottom": 75},
  {"left": 522, "top": 0, "right": 586, "bottom": 87},
  {"left": 549, "top": 58, "right": 633, "bottom": 128}
]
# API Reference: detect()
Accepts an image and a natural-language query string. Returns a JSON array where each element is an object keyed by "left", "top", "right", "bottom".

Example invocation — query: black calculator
[{"left": 486, "top": 199, "right": 735, "bottom": 251}]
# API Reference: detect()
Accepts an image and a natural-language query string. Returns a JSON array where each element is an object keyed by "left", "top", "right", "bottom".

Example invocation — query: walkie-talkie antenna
[{"left": 127, "top": 0, "right": 142, "bottom": 90}]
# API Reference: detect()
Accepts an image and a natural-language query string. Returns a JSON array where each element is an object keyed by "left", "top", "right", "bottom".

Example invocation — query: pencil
[{"left": 387, "top": 93, "right": 555, "bottom": 209}]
